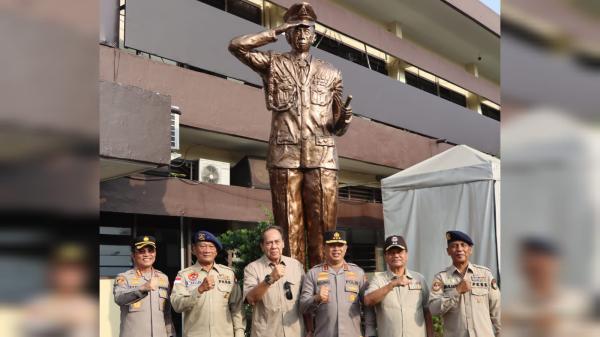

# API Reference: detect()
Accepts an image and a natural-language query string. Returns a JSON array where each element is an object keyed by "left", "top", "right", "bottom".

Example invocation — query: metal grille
[{"left": 338, "top": 186, "right": 382, "bottom": 203}]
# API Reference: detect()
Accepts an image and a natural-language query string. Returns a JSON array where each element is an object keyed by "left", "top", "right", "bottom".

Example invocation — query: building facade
[{"left": 99, "top": 1, "right": 499, "bottom": 336}]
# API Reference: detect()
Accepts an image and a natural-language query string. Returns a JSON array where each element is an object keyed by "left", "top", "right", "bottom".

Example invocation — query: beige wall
[
  {"left": 100, "top": 278, "right": 120, "bottom": 337},
  {"left": 0, "top": 306, "right": 22, "bottom": 337}
]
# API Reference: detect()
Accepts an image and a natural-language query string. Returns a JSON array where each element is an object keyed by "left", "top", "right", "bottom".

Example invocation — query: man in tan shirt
[
  {"left": 170, "top": 231, "right": 245, "bottom": 337},
  {"left": 428, "top": 230, "right": 500, "bottom": 337},
  {"left": 364, "top": 235, "right": 433, "bottom": 337},
  {"left": 243, "top": 225, "right": 306, "bottom": 337}
]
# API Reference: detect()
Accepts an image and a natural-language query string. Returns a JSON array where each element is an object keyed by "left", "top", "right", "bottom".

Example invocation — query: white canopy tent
[{"left": 381, "top": 145, "right": 500, "bottom": 283}]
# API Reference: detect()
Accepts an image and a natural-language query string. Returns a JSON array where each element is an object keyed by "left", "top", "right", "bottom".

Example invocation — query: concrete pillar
[
  {"left": 464, "top": 63, "right": 482, "bottom": 113},
  {"left": 387, "top": 57, "right": 408, "bottom": 83},
  {"left": 465, "top": 63, "right": 479, "bottom": 78},
  {"left": 387, "top": 21, "right": 403, "bottom": 39},
  {"left": 467, "top": 93, "right": 482, "bottom": 113}
]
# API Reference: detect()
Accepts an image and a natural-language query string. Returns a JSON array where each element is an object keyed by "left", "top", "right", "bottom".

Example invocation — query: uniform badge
[
  {"left": 115, "top": 276, "right": 125, "bottom": 286},
  {"left": 345, "top": 271, "right": 357, "bottom": 280},
  {"left": 345, "top": 283, "right": 359, "bottom": 293},
  {"left": 188, "top": 272, "right": 199, "bottom": 281},
  {"left": 174, "top": 276, "right": 182, "bottom": 285},
  {"left": 432, "top": 280, "right": 443, "bottom": 292},
  {"left": 408, "top": 282, "right": 422, "bottom": 290},
  {"left": 491, "top": 279, "right": 498, "bottom": 290},
  {"left": 317, "top": 272, "right": 329, "bottom": 282},
  {"left": 218, "top": 274, "right": 232, "bottom": 285}
]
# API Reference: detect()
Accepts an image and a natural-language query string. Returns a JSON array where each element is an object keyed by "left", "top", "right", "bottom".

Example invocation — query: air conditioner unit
[
  {"left": 198, "top": 159, "right": 230, "bottom": 185},
  {"left": 170, "top": 106, "right": 181, "bottom": 151}
]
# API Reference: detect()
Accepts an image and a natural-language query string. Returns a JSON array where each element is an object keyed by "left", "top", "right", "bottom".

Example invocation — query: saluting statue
[{"left": 229, "top": 2, "right": 353, "bottom": 267}]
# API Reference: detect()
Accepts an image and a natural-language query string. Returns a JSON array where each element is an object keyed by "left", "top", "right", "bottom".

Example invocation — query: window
[
  {"left": 197, "top": 0, "right": 261, "bottom": 25},
  {"left": 342, "top": 228, "right": 380, "bottom": 272},
  {"left": 338, "top": 185, "right": 382, "bottom": 203},
  {"left": 314, "top": 33, "right": 388, "bottom": 76},
  {"left": 227, "top": 0, "right": 261, "bottom": 25},
  {"left": 197, "top": 0, "right": 225, "bottom": 10},
  {"left": 439, "top": 85, "right": 467, "bottom": 107},
  {"left": 481, "top": 103, "right": 501, "bottom": 121},
  {"left": 99, "top": 226, "right": 133, "bottom": 277},
  {"left": 406, "top": 71, "right": 469, "bottom": 108},
  {"left": 346, "top": 244, "right": 376, "bottom": 272},
  {"left": 405, "top": 71, "right": 437, "bottom": 95}
]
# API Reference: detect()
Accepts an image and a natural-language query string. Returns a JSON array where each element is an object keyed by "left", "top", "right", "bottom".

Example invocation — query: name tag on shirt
[
  {"left": 471, "top": 276, "right": 488, "bottom": 287},
  {"left": 345, "top": 283, "right": 359, "bottom": 293},
  {"left": 408, "top": 282, "right": 422, "bottom": 290}
]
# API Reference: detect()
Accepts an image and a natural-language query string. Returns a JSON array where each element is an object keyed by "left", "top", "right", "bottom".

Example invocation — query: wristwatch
[{"left": 264, "top": 274, "right": 274, "bottom": 285}]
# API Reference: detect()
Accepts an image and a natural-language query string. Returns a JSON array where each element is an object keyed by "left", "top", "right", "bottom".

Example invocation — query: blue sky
[{"left": 479, "top": 0, "right": 500, "bottom": 14}]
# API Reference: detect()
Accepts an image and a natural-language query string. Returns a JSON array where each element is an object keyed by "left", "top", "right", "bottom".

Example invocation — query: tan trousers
[{"left": 269, "top": 168, "right": 338, "bottom": 267}]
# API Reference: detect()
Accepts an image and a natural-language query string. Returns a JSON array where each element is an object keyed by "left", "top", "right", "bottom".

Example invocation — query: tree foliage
[
  {"left": 218, "top": 209, "right": 273, "bottom": 283},
  {"left": 433, "top": 315, "right": 444, "bottom": 337}
]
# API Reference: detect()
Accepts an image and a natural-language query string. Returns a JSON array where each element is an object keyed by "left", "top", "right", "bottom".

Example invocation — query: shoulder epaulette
[
  {"left": 217, "top": 263, "right": 234, "bottom": 272},
  {"left": 473, "top": 264, "right": 491, "bottom": 271}
]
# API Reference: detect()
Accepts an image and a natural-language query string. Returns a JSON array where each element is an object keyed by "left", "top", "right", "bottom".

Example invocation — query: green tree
[
  {"left": 433, "top": 315, "right": 444, "bottom": 337},
  {"left": 219, "top": 210, "right": 273, "bottom": 281}
]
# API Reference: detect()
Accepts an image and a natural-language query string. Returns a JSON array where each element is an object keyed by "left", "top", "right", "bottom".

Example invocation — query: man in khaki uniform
[
  {"left": 364, "top": 235, "right": 433, "bottom": 337},
  {"left": 300, "top": 230, "right": 375, "bottom": 337},
  {"left": 229, "top": 2, "right": 353, "bottom": 267},
  {"left": 244, "top": 225, "right": 306, "bottom": 337},
  {"left": 429, "top": 231, "right": 501, "bottom": 337},
  {"left": 114, "top": 235, "right": 174, "bottom": 337},
  {"left": 170, "top": 231, "right": 245, "bottom": 337}
]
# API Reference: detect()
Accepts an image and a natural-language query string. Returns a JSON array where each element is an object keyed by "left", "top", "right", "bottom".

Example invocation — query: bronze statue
[{"left": 229, "top": 2, "right": 352, "bottom": 267}]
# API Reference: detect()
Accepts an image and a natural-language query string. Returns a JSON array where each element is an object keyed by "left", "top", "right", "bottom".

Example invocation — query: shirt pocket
[
  {"left": 276, "top": 130, "right": 298, "bottom": 145},
  {"left": 217, "top": 279, "right": 233, "bottom": 304},
  {"left": 310, "top": 84, "right": 332, "bottom": 106},
  {"left": 345, "top": 280, "right": 360, "bottom": 303},
  {"left": 470, "top": 287, "right": 489, "bottom": 305},
  {"left": 406, "top": 283, "right": 424, "bottom": 307},
  {"left": 315, "top": 135, "right": 334, "bottom": 147},
  {"left": 273, "top": 81, "right": 296, "bottom": 110},
  {"left": 157, "top": 287, "right": 168, "bottom": 311},
  {"left": 283, "top": 279, "right": 299, "bottom": 311}
]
